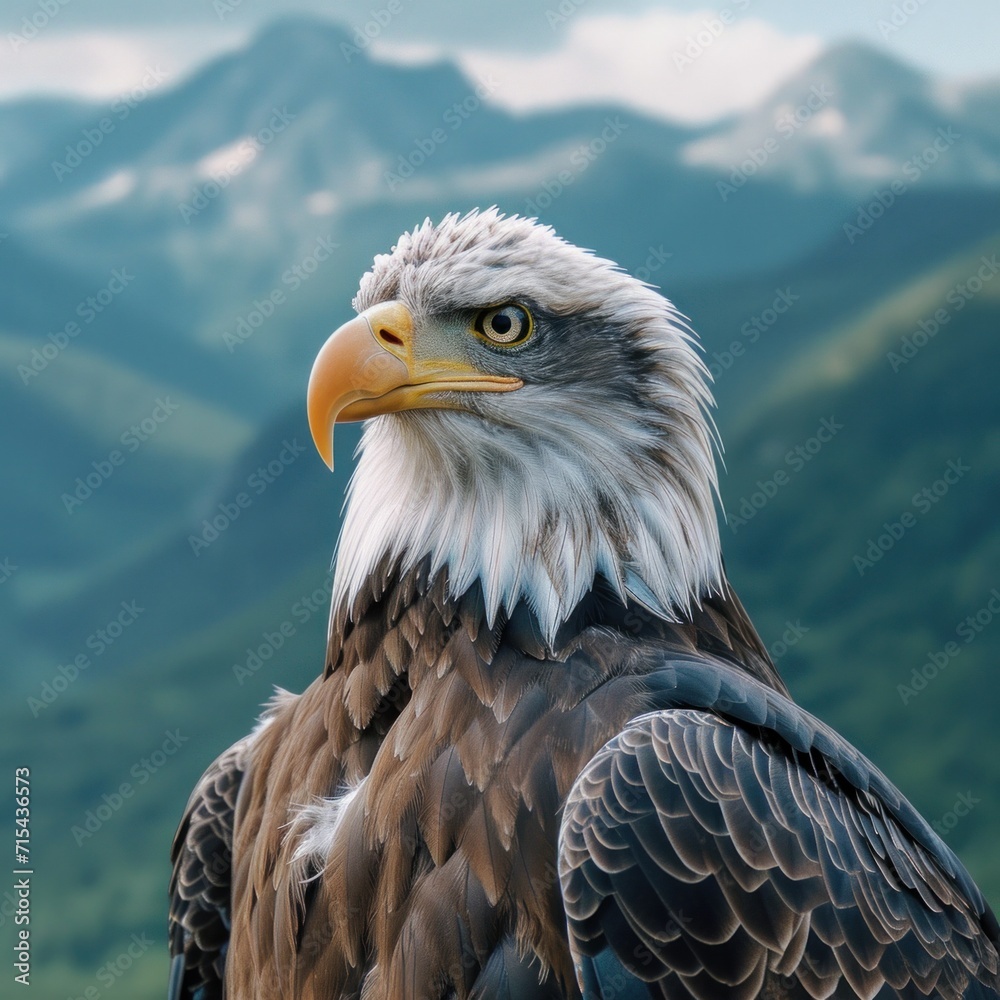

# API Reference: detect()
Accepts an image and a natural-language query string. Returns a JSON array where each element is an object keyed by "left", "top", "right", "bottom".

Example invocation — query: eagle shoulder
[{"left": 559, "top": 659, "right": 1000, "bottom": 999}]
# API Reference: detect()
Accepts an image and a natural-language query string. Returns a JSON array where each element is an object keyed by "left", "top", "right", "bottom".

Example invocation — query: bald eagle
[{"left": 169, "top": 210, "right": 1000, "bottom": 999}]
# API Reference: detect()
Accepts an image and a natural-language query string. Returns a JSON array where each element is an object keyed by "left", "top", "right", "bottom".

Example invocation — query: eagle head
[{"left": 307, "top": 209, "right": 723, "bottom": 643}]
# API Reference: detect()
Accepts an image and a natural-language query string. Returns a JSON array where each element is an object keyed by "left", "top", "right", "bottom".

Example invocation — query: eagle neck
[{"left": 330, "top": 407, "right": 725, "bottom": 648}]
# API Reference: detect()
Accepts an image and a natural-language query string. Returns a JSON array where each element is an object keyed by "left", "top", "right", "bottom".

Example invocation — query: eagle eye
[{"left": 473, "top": 303, "right": 533, "bottom": 346}]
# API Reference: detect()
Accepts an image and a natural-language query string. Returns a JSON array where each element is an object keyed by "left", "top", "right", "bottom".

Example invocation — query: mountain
[
  {"left": 682, "top": 42, "right": 1000, "bottom": 191},
  {"left": 4, "top": 18, "right": 1000, "bottom": 999},
  {"left": 3, "top": 26, "right": 998, "bottom": 421}
]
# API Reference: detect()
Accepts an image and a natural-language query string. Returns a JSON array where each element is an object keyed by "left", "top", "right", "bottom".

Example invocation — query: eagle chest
[{"left": 288, "top": 593, "right": 647, "bottom": 998}]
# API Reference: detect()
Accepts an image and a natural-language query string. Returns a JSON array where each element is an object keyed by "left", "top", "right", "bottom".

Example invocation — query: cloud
[
  {"left": 0, "top": 29, "right": 247, "bottom": 101},
  {"left": 0, "top": 9, "right": 821, "bottom": 126},
  {"left": 375, "top": 8, "right": 823, "bottom": 125}
]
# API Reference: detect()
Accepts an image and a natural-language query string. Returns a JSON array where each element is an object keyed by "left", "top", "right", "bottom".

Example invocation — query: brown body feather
[{"left": 225, "top": 561, "right": 780, "bottom": 999}]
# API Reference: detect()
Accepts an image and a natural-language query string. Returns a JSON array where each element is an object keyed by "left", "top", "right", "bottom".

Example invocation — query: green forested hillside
[{"left": 721, "top": 235, "right": 1000, "bottom": 896}]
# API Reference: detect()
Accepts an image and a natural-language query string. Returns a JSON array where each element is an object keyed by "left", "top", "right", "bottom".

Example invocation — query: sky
[{"left": 2, "top": 0, "right": 998, "bottom": 123}]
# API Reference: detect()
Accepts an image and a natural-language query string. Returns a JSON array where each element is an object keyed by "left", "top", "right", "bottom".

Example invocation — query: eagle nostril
[{"left": 379, "top": 329, "right": 404, "bottom": 348}]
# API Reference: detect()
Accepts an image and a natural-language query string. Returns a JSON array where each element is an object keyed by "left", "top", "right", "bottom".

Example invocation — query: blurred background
[{"left": 2, "top": 1, "right": 999, "bottom": 996}]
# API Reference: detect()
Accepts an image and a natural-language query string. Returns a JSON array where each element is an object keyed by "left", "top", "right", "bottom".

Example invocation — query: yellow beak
[{"left": 307, "top": 300, "right": 522, "bottom": 469}]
